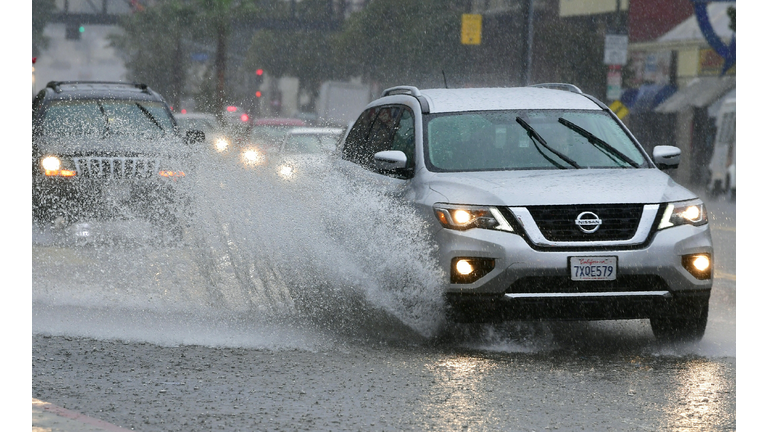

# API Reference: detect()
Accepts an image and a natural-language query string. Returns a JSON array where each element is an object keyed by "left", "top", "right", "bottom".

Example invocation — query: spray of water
[
  {"left": 187, "top": 157, "right": 448, "bottom": 338},
  {"left": 33, "top": 152, "right": 447, "bottom": 348}
]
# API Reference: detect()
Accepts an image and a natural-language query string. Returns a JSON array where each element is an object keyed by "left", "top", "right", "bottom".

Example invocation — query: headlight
[
  {"left": 658, "top": 199, "right": 708, "bottom": 230},
  {"left": 433, "top": 203, "right": 513, "bottom": 232},
  {"left": 241, "top": 148, "right": 265, "bottom": 166},
  {"left": 40, "top": 156, "right": 76, "bottom": 177},
  {"left": 214, "top": 137, "right": 230, "bottom": 152},
  {"left": 278, "top": 164, "right": 294, "bottom": 178},
  {"left": 41, "top": 156, "right": 61, "bottom": 171}
]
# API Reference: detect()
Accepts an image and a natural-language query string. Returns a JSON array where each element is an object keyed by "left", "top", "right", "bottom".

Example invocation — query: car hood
[
  {"left": 274, "top": 153, "right": 331, "bottom": 167},
  {"left": 36, "top": 135, "right": 190, "bottom": 158},
  {"left": 424, "top": 168, "right": 697, "bottom": 206}
]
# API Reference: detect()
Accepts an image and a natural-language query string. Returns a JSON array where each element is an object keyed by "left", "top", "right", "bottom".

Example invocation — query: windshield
[
  {"left": 177, "top": 117, "right": 217, "bottom": 132},
  {"left": 424, "top": 110, "right": 649, "bottom": 171},
  {"left": 42, "top": 100, "right": 175, "bottom": 139}
]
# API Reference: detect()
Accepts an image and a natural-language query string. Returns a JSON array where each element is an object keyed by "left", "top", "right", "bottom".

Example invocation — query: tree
[
  {"left": 336, "top": 0, "right": 470, "bottom": 88},
  {"left": 243, "top": 0, "right": 345, "bottom": 113},
  {"left": 109, "top": 0, "right": 195, "bottom": 110},
  {"left": 110, "top": 0, "right": 278, "bottom": 115}
]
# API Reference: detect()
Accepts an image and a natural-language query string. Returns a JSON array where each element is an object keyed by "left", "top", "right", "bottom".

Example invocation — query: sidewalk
[{"left": 32, "top": 399, "right": 134, "bottom": 432}]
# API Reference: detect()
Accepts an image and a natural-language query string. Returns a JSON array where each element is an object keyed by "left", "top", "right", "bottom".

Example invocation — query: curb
[{"left": 32, "top": 399, "right": 135, "bottom": 432}]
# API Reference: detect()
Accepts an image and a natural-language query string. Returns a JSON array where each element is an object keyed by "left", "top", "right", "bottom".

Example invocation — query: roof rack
[
  {"left": 379, "top": 86, "right": 430, "bottom": 114},
  {"left": 381, "top": 86, "right": 423, "bottom": 98},
  {"left": 528, "top": 83, "right": 583, "bottom": 94},
  {"left": 46, "top": 81, "right": 150, "bottom": 94}
]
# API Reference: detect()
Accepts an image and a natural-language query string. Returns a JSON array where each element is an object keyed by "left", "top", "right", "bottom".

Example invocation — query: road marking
[
  {"left": 712, "top": 225, "right": 736, "bottom": 232},
  {"left": 32, "top": 399, "right": 133, "bottom": 431},
  {"left": 716, "top": 272, "right": 736, "bottom": 281}
]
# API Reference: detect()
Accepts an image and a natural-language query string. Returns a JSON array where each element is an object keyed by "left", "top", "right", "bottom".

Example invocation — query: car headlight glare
[
  {"left": 241, "top": 149, "right": 265, "bottom": 165},
  {"left": 214, "top": 137, "right": 229, "bottom": 152},
  {"left": 451, "top": 257, "right": 495, "bottom": 283},
  {"left": 658, "top": 199, "right": 708, "bottom": 229},
  {"left": 682, "top": 253, "right": 712, "bottom": 280},
  {"left": 433, "top": 204, "right": 513, "bottom": 232},
  {"left": 41, "top": 156, "right": 76, "bottom": 177},
  {"left": 455, "top": 259, "right": 474, "bottom": 275},
  {"left": 278, "top": 165, "right": 294, "bottom": 178},
  {"left": 41, "top": 156, "right": 61, "bottom": 171}
]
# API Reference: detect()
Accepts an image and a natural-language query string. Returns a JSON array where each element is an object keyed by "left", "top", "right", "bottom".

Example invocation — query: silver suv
[{"left": 336, "top": 84, "right": 713, "bottom": 342}]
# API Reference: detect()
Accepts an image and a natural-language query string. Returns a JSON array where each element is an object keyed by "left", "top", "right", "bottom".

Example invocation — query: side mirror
[
  {"left": 185, "top": 129, "right": 206, "bottom": 145},
  {"left": 374, "top": 150, "right": 408, "bottom": 171},
  {"left": 653, "top": 145, "right": 680, "bottom": 170}
]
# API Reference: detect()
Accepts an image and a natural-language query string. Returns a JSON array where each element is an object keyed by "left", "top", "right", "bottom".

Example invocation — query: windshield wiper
[
  {"left": 557, "top": 118, "right": 640, "bottom": 168},
  {"left": 136, "top": 103, "right": 165, "bottom": 133},
  {"left": 515, "top": 117, "right": 580, "bottom": 169}
]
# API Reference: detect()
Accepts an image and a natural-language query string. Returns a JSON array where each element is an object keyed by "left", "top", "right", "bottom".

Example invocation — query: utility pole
[
  {"left": 522, "top": 0, "right": 534, "bottom": 85},
  {"left": 604, "top": 0, "right": 628, "bottom": 102}
]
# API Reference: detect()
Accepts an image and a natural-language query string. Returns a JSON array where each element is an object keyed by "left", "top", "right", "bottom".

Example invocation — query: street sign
[
  {"left": 461, "top": 14, "right": 482, "bottom": 45},
  {"left": 604, "top": 34, "right": 628, "bottom": 65},
  {"left": 609, "top": 100, "right": 629, "bottom": 120}
]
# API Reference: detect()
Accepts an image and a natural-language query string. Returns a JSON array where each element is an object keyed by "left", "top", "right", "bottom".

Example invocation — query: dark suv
[{"left": 32, "top": 81, "right": 204, "bottom": 238}]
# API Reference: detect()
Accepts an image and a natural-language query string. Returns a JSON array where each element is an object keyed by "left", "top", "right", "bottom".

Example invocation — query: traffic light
[
  {"left": 66, "top": 23, "right": 84, "bottom": 40},
  {"left": 254, "top": 68, "right": 264, "bottom": 88}
]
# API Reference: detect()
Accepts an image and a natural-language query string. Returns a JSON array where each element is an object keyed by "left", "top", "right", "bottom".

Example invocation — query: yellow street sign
[
  {"left": 609, "top": 100, "right": 629, "bottom": 119},
  {"left": 461, "top": 14, "right": 482, "bottom": 45}
]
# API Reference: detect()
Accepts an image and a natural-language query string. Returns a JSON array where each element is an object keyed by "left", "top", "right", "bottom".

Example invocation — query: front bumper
[
  {"left": 32, "top": 176, "right": 189, "bottom": 223},
  {"left": 437, "top": 223, "right": 713, "bottom": 322}
]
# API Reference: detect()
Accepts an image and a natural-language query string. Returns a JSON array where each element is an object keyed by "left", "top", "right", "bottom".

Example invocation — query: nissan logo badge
[{"left": 575, "top": 211, "right": 602, "bottom": 233}]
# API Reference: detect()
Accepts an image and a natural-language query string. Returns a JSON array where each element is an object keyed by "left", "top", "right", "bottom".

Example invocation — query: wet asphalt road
[
  {"left": 32, "top": 330, "right": 735, "bottom": 432},
  {"left": 31, "top": 175, "right": 737, "bottom": 431}
]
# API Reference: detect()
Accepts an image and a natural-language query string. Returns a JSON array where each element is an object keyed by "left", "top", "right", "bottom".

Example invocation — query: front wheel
[{"left": 650, "top": 298, "right": 709, "bottom": 342}]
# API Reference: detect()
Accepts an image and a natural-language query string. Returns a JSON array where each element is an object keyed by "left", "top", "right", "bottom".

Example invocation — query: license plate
[{"left": 569, "top": 256, "right": 617, "bottom": 281}]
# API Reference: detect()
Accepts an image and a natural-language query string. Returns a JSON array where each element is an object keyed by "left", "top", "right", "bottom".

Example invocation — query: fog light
[
  {"left": 455, "top": 259, "right": 473, "bottom": 275},
  {"left": 451, "top": 257, "right": 495, "bottom": 284},
  {"left": 682, "top": 253, "right": 712, "bottom": 280}
]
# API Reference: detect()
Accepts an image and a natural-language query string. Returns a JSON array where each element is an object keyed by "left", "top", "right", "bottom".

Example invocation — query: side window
[
  {"left": 342, "top": 107, "right": 378, "bottom": 164},
  {"left": 391, "top": 108, "right": 415, "bottom": 170},
  {"left": 342, "top": 105, "right": 415, "bottom": 177},
  {"left": 366, "top": 106, "right": 402, "bottom": 168}
]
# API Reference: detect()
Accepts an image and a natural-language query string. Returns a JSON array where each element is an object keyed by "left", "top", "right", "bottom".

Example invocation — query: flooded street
[{"left": 32, "top": 161, "right": 736, "bottom": 431}]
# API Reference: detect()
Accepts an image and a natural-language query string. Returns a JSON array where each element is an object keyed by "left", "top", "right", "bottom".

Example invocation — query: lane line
[
  {"left": 32, "top": 399, "right": 133, "bottom": 432},
  {"left": 716, "top": 272, "right": 736, "bottom": 281},
  {"left": 712, "top": 225, "right": 736, "bottom": 232}
]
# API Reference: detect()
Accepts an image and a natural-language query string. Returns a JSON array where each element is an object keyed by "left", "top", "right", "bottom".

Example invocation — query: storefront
[{"left": 623, "top": 2, "right": 735, "bottom": 187}]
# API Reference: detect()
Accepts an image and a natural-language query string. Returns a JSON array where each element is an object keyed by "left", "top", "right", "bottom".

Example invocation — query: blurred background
[{"left": 31, "top": 0, "right": 735, "bottom": 190}]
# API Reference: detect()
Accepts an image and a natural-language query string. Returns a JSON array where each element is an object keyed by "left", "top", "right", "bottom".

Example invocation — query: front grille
[
  {"left": 73, "top": 157, "right": 160, "bottom": 179},
  {"left": 526, "top": 204, "right": 644, "bottom": 242}
]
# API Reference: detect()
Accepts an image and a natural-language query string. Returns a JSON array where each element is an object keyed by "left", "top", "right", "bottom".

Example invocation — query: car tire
[{"left": 650, "top": 298, "right": 709, "bottom": 342}]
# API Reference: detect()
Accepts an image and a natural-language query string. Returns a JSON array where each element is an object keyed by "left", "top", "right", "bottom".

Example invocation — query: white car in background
[
  {"left": 174, "top": 112, "right": 230, "bottom": 155},
  {"left": 273, "top": 127, "right": 344, "bottom": 180}
]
